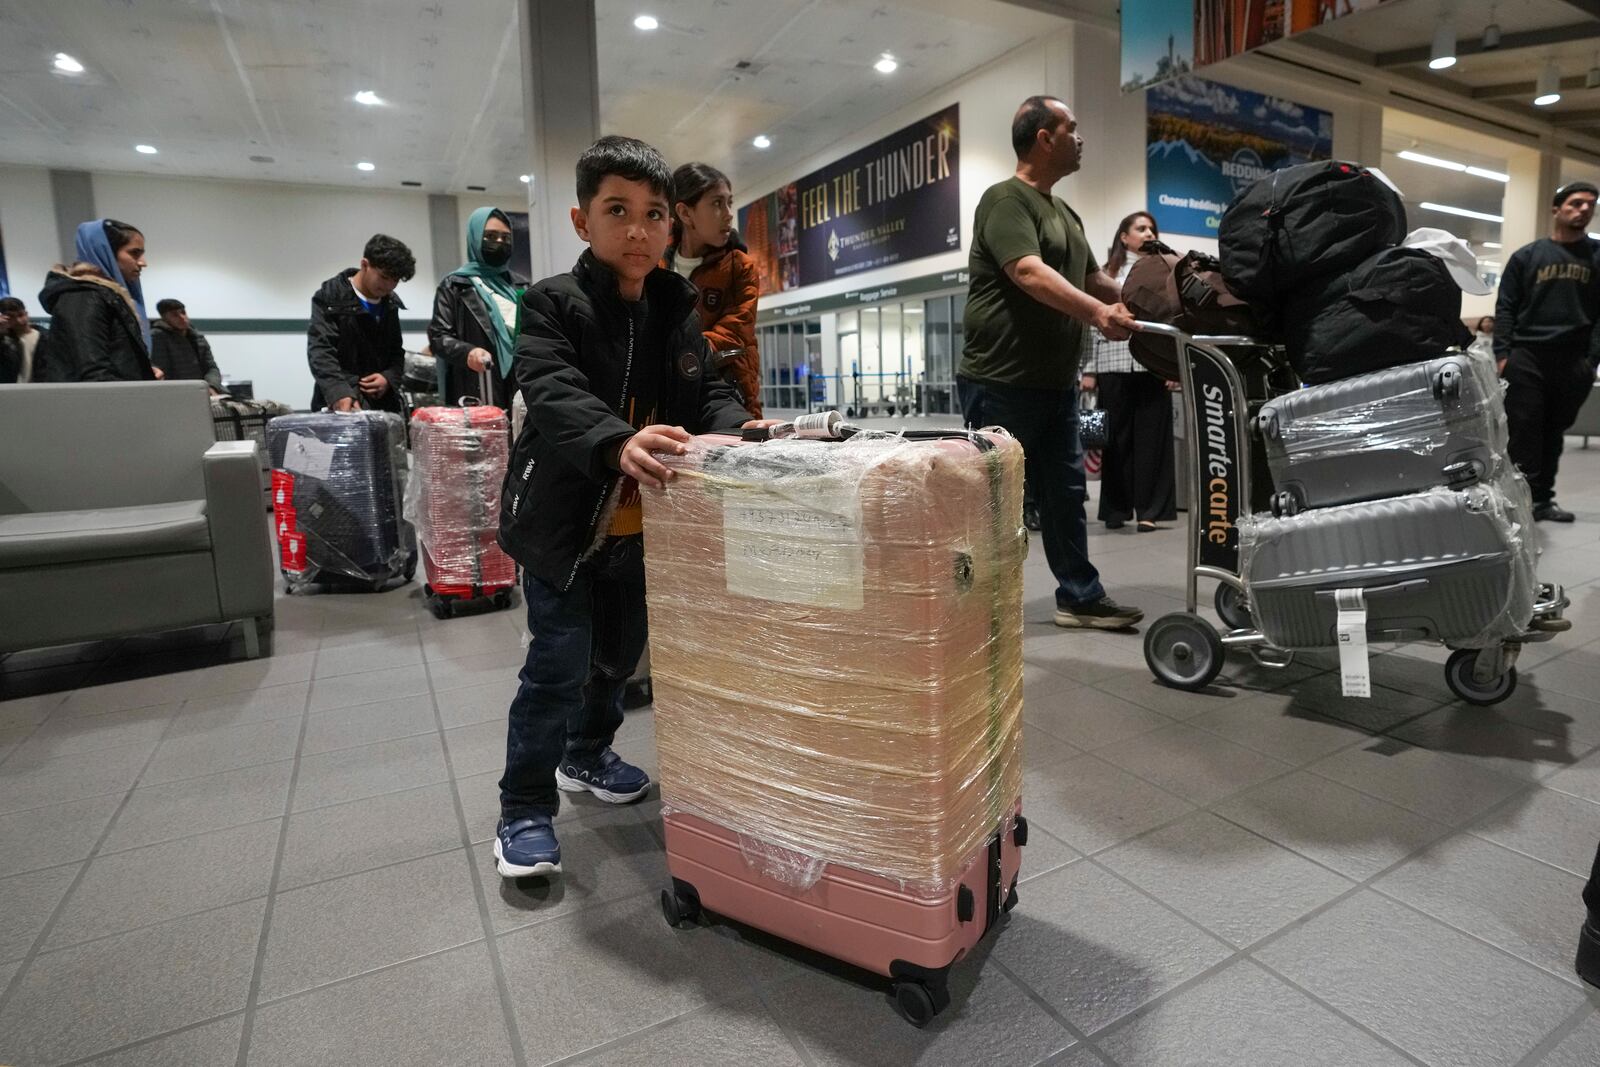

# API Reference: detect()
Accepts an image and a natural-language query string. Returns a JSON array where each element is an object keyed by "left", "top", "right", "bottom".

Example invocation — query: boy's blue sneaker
[
  {"left": 494, "top": 815, "right": 561, "bottom": 878},
  {"left": 555, "top": 747, "right": 651, "bottom": 804}
]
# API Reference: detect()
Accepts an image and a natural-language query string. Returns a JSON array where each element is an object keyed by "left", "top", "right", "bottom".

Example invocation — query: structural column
[
  {"left": 518, "top": 0, "right": 600, "bottom": 283},
  {"left": 49, "top": 170, "right": 95, "bottom": 264},
  {"left": 1504, "top": 143, "right": 1563, "bottom": 264}
]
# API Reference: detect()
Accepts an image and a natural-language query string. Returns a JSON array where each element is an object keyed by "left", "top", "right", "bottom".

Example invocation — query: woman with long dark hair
[
  {"left": 37, "top": 219, "right": 162, "bottom": 382},
  {"left": 1081, "top": 211, "right": 1174, "bottom": 531}
]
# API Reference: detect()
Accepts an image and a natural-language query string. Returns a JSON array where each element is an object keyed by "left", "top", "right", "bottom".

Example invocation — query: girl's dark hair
[
  {"left": 1105, "top": 212, "right": 1158, "bottom": 278},
  {"left": 670, "top": 162, "right": 731, "bottom": 245},
  {"left": 103, "top": 219, "right": 143, "bottom": 252}
]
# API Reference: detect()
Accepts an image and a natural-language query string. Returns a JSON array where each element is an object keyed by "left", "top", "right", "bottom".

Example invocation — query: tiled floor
[{"left": 4, "top": 446, "right": 1600, "bottom": 1066}]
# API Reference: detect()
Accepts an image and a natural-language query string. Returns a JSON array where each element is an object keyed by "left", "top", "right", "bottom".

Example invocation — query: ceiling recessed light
[
  {"left": 135, "top": 144, "right": 158, "bottom": 155},
  {"left": 356, "top": 161, "right": 375, "bottom": 172},
  {"left": 874, "top": 53, "right": 898, "bottom": 74},
  {"left": 53, "top": 53, "right": 84, "bottom": 74},
  {"left": 1397, "top": 149, "right": 1465, "bottom": 172},
  {"left": 1420, "top": 201, "right": 1503, "bottom": 223},
  {"left": 752, "top": 134, "right": 772, "bottom": 149},
  {"left": 519, "top": 174, "right": 531, "bottom": 183},
  {"left": 353, "top": 90, "right": 384, "bottom": 106},
  {"left": 634, "top": 14, "right": 658, "bottom": 30}
]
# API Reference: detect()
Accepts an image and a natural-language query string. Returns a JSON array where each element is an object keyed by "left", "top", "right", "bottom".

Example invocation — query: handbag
[{"left": 1078, "top": 388, "right": 1107, "bottom": 451}]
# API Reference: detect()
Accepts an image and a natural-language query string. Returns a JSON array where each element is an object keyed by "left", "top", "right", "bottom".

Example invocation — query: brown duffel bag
[{"left": 1121, "top": 241, "right": 1258, "bottom": 381}]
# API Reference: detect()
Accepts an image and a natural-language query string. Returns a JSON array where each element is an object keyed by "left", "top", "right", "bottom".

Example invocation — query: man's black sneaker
[
  {"left": 1578, "top": 918, "right": 1600, "bottom": 989},
  {"left": 1055, "top": 596, "right": 1144, "bottom": 630},
  {"left": 1535, "top": 502, "right": 1576, "bottom": 523}
]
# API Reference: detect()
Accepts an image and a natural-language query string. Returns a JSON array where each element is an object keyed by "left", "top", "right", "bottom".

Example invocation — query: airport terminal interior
[{"left": 4, "top": 1, "right": 1600, "bottom": 1064}]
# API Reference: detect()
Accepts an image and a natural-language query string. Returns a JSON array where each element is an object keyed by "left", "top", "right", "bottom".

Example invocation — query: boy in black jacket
[
  {"left": 306, "top": 234, "right": 413, "bottom": 413},
  {"left": 492, "top": 136, "right": 773, "bottom": 879}
]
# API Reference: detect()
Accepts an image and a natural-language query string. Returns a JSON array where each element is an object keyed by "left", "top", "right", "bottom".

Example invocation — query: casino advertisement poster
[
  {"left": 1146, "top": 75, "right": 1332, "bottom": 239},
  {"left": 740, "top": 104, "right": 960, "bottom": 296}
]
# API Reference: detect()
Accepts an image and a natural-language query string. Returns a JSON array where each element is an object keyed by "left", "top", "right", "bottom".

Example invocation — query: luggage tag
[{"left": 1334, "top": 588, "right": 1371, "bottom": 698}]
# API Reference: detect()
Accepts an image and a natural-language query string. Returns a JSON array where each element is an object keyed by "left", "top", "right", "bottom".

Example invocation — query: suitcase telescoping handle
[
  {"left": 740, "top": 411, "right": 996, "bottom": 452},
  {"left": 1313, "top": 578, "right": 1430, "bottom": 603}
]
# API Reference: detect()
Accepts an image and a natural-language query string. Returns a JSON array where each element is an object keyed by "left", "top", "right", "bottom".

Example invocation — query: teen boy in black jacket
[
  {"left": 306, "top": 234, "right": 414, "bottom": 413},
  {"left": 492, "top": 136, "right": 775, "bottom": 879}
]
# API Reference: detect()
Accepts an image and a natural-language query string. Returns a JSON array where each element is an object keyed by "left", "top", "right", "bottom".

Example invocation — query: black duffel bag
[
  {"left": 1123, "top": 241, "right": 1258, "bottom": 380},
  {"left": 1219, "top": 160, "right": 1407, "bottom": 305},
  {"left": 1283, "top": 246, "right": 1472, "bottom": 384}
]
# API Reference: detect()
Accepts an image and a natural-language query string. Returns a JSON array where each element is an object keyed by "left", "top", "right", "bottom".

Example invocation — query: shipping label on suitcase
[
  {"left": 1240, "top": 482, "right": 1536, "bottom": 650},
  {"left": 1257, "top": 351, "right": 1507, "bottom": 513},
  {"left": 409, "top": 405, "right": 517, "bottom": 604},
  {"left": 266, "top": 411, "right": 415, "bottom": 588},
  {"left": 641, "top": 429, "right": 1027, "bottom": 986}
]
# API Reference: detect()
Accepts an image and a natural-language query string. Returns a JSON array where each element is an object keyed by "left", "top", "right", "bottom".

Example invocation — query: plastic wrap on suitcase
[
  {"left": 641, "top": 431, "right": 1025, "bottom": 894},
  {"left": 1258, "top": 351, "right": 1507, "bottom": 512},
  {"left": 267, "top": 411, "right": 414, "bottom": 588},
  {"left": 1239, "top": 481, "right": 1536, "bottom": 650},
  {"left": 406, "top": 406, "right": 516, "bottom": 598}
]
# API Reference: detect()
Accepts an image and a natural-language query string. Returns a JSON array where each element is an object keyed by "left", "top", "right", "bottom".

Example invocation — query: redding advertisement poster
[
  {"left": 740, "top": 104, "right": 960, "bottom": 296},
  {"left": 1146, "top": 75, "right": 1332, "bottom": 239}
]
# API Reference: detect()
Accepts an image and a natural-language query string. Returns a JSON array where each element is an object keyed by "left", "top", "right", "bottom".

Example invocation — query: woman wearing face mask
[
  {"left": 37, "top": 219, "right": 163, "bottom": 382},
  {"left": 1080, "top": 211, "right": 1174, "bottom": 532},
  {"left": 427, "top": 207, "right": 528, "bottom": 407}
]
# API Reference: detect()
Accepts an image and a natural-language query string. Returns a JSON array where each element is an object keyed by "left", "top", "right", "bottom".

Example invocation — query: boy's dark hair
[
  {"left": 362, "top": 234, "right": 416, "bottom": 281},
  {"left": 103, "top": 219, "right": 143, "bottom": 252},
  {"left": 576, "top": 135, "right": 673, "bottom": 208},
  {"left": 156, "top": 298, "right": 185, "bottom": 316},
  {"left": 670, "top": 161, "right": 731, "bottom": 244},
  {"left": 0, "top": 296, "right": 25, "bottom": 315},
  {"left": 1011, "top": 95, "right": 1065, "bottom": 159}
]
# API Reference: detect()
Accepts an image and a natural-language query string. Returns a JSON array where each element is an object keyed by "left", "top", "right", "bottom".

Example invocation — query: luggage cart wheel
[
  {"left": 660, "top": 881, "right": 701, "bottom": 928},
  {"left": 1444, "top": 649, "right": 1517, "bottom": 706},
  {"left": 1214, "top": 584, "right": 1253, "bottom": 631},
  {"left": 892, "top": 981, "right": 939, "bottom": 1028},
  {"left": 1144, "top": 612, "right": 1225, "bottom": 691}
]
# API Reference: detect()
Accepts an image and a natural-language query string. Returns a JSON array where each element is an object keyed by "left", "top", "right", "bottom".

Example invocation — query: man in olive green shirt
[{"left": 960, "top": 95, "right": 1143, "bottom": 629}]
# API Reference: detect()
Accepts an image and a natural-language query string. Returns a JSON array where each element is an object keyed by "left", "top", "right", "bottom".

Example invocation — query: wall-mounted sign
[
  {"left": 740, "top": 105, "right": 961, "bottom": 296},
  {"left": 1146, "top": 75, "right": 1332, "bottom": 238}
]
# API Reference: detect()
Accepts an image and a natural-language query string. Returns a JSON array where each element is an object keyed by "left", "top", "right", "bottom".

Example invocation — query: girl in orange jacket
[{"left": 665, "top": 163, "right": 763, "bottom": 416}]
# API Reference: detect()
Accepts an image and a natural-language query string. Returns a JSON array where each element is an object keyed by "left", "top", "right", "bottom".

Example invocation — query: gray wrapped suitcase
[
  {"left": 1240, "top": 483, "right": 1535, "bottom": 650},
  {"left": 1256, "top": 352, "right": 1505, "bottom": 514}
]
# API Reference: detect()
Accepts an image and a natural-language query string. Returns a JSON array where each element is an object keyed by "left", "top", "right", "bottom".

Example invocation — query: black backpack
[
  {"left": 1219, "top": 160, "right": 1407, "bottom": 305},
  {"left": 1283, "top": 246, "right": 1472, "bottom": 384}
]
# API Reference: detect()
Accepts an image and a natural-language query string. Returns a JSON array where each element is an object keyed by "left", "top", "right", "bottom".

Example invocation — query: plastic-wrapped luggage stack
[
  {"left": 266, "top": 411, "right": 416, "bottom": 592},
  {"left": 639, "top": 428, "right": 1027, "bottom": 1026},
  {"left": 407, "top": 405, "right": 518, "bottom": 617}
]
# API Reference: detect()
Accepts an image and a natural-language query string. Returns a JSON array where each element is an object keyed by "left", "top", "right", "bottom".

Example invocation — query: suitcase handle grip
[{"left": 1314, "top": 578, "right": 1430, "bottom": 603}]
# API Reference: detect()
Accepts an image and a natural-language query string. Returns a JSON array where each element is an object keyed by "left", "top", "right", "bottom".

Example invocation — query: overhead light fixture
[
  {"left": 874, "top": 53, "right": 898, "bottom": 74},
  {"left": 633, "top": 14, "right": 658, "bottom": 30},
  {"left": 1482, "top": 242, "right": 1502, "bottom": 249},
  {"left": 1534, "top": 61, "right": 1562, "bottom": 106},
  {"left": 353, "top": 90, "right": 383, "bottom": 106},
  {"left": 1429, "top": 21, "right": 1456, "bottom": 70},
  {"left": 356, "top": 161, "right": 375, "bottom": 172},
  {"left": 1465, "top": 165, "right": 1509, "bottom": 182},
  {"left": 53, "top": 52, "right": 84, "bottom": 74},
  {"left": 752, "top": 134, "right": 772, "bottom": 149},
  {"left": 1421, "top": 201, "right": 1503, "bottom": 223},
  {"left": 135, "top": 144, "right": 157, "bottom": 155},
  {"left": 1482, "top": 4, "right": 1501, "bottom": 49},
  {"left": 1398, "top": 149, "right": 1465, "bottom": 172},
  {"left": 519, "top": 174, "right": 530, "bottom": 183}
]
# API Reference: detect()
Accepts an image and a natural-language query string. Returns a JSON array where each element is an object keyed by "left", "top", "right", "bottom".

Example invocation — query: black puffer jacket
[
  {"left": 306, "top": 268, "right": 405, "bottom": 412},
  {"left": 499, "top": 251, "right": 752, "bottom": 590},
  {"left": 37, "top": 265, "right": 154, "bottom": 382},
  {"left": 427, "top": 270, "right": 528, "bottom": 407}
]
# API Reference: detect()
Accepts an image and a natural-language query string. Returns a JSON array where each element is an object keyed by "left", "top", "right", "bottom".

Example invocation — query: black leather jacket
[{"left": 427, "top": 271, "right": 528, "bottom": 407}]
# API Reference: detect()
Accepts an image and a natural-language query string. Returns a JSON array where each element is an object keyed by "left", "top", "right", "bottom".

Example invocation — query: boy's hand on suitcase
[
  {"left": 151, "top": 366, "right": 166, "bottom": 380},
  {"left": 358, "top": 373, "right": 390, "bottom": 398},
  {"left": 333, "top": 397, "right": 358, "bottom": 412},
  {"left": 621, "top": 425, "right": 692, "bottom": 490}
]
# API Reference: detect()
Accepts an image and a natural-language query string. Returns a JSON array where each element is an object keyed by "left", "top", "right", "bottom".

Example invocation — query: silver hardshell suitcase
[{"left": 1256, "top": 352, "right": 1505, "bottom": 514}]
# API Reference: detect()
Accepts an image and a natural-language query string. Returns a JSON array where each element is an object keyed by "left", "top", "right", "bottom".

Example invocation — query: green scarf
[{"left": 450, "top": 207, "right": 520, "bottom": 381}]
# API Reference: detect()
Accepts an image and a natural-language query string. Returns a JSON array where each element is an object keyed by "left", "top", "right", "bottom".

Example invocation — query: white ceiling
[{"left": 0, "top": 0, "right": 1068, "bottom": 197}]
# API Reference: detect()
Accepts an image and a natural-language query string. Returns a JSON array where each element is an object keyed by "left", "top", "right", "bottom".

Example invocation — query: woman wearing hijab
[
  {"left": 427, "top": 207, "right": 527, "bottom": 407},
  {"left": 37, "top": 219, "right": 162, "bottom": 382}
]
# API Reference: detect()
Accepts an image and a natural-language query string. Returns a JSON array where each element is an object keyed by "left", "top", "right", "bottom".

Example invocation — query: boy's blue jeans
[
  {"left": 499, "top": 535, "right": 648, "bottom": 820},
  {"left": 958, "top": 376, "right": 1105, "bottom": 608}
]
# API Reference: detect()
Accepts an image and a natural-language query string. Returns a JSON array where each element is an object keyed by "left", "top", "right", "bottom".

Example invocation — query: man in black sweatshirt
[{"left": 1495, "top": 181, "right": 1600, "bottom": 522}]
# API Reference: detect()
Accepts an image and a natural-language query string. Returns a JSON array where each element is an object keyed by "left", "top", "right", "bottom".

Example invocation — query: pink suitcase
[{"left": 640, "top": 428, "right": 1027, "bottom": 1026}]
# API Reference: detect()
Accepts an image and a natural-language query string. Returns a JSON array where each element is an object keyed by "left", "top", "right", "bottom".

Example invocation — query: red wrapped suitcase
[
  {"left": 409, "top": 402, "right": 517, "bottom": 618},
  {"left": 640, "top": 427, "right": 1027, "bottom": 1026}
]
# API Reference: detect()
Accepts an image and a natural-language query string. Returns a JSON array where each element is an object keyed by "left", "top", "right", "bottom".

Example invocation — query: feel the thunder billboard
[
  {"left": 1146, "top": 75, "right": 1332, "bottom": 239},
  {"left": 740, "top": 105, "right": 960, "bottom": 296}
]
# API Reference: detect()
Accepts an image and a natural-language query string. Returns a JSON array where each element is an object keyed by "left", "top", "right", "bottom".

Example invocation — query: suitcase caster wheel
[
  {"left": 660, "top": 885, "right": 700, "bottom": 928},
  {"left": 892, "top": 981, "right": 939, "bottom": 1028},
  {"left": 1214, "top": 583, "right": 1252, "bottom": 631},
  {"left": 1144, "top": 612, "right": 1224, "bottom": 691},
  {"left": 492, "top": 590, "right": 513, "bottom": 610},
  {"left": 1002, "top": 879, "right": 1019, "bottom": 914},
  {"left": 1445, "top": 649, "right": 1516, "bottom": 706},
  {"left": 428, "top": 597, "right": 453, "bottom": 620}
]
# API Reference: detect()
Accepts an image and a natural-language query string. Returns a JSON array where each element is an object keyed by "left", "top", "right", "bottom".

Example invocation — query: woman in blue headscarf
[
  {"left": 426, "top": 207, "right": 527, "bottom": 407},
  {"left": 37, "top": 219, "right": 162, "bottom": 382}
]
